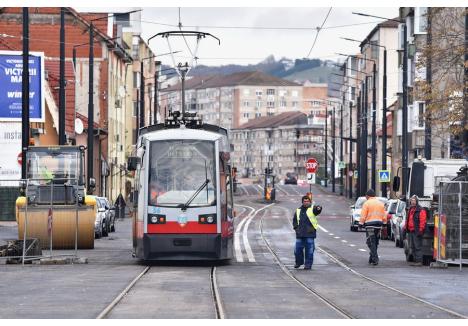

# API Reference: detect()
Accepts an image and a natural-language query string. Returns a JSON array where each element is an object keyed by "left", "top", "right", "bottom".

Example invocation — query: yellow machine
[{"left": 15, "top": 146, "right": 96, "bottom": 249}]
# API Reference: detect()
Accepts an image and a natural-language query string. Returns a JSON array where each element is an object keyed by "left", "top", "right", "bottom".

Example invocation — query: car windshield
[
  {"left": 397, "top": 201, "right": 407, "bottom": 213},
  {"left": 148, "top": 139, "right": 216, "bottom": 207},
  {"left": 354, "top": 197, "right": 366, "bottom": 209},
  {"left": 387, "top": 201, "right": 398, "bottom": 214}
]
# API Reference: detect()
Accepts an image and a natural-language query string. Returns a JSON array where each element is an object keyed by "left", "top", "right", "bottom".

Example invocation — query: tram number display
[{"left": 167, "top": 145, "right": 195, "bottom": 159}]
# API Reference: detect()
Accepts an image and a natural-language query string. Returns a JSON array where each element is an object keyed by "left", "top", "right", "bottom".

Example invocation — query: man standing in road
[
  {"left": 359, "top": 189, "right": 387, "bottom": 265},
  {"left": 293, "top": 195, "right": 322, "bottom": 270},
  {"left": 404, "top": 195, "right": 427, "bottom": 266}
]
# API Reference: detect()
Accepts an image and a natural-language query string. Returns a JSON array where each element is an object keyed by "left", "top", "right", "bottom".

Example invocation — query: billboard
[
  {"left": 0, "top": 51, "right": 45, "bottom": 122},
  {"left": 0, "top": 122, "right": 22, "bottom": 181}
]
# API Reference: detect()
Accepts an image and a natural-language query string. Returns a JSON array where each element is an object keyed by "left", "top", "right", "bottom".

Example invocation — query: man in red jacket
[{"left": 404, "top": 195, "right": 427, "bottom": 266}]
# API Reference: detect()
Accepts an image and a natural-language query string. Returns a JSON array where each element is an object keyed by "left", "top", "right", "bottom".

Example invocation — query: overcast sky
[
  {"left": 139, "top": 7, "right": 400, "bottom": 67},
  {"left": 77, "top": 7, "right": 400, "bottom": 67}
]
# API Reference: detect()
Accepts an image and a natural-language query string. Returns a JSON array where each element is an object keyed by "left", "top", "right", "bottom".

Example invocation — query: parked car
[
  {"left": 98, "top": 197, "right": 116, "bottom": 233},
  {"left": 391, "top": 199, "right": 407, "bottom": 248},
  {"left": 284, "top": 172, "right": 298, "bottom": 185},
  {"left": 97, "top": 197, "right": 112, "bottom": 235},
  {"left": 92, "top": 196, "right": 108, "bottom": 239},
  {"left": 350, "top": 196, "right": 389, "bottom": 231},
  {"left": 383, "top": 199, "right": 399, "bottom": 240}
]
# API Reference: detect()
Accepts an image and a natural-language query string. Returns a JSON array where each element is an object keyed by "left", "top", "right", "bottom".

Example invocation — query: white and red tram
[{"left": 128, "top": 115, "right": 234, "bottom": 261}]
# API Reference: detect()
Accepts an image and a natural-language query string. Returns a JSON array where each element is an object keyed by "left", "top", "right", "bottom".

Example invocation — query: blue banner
[{"left": 0, "top": 53, "right": 43, "bottom": 121}]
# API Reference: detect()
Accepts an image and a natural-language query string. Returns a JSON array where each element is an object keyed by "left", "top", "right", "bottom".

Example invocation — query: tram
[{"left": 128, "top": 112, "right": 234, "bottom": 261}]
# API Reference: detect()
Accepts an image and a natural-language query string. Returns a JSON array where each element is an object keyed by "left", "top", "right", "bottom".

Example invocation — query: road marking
[
  {"left": 318, "top": 225, "right": 329, "bottom": 233},
  {"left": 329, "top": 233, "right": 334, "bottom": 236},
  {"left": 234, "top": 205, "right": 254, "bottom": 262},
  {"left": 349, "top": 244, "right": 356, "bottom": 247},
  {"left": 334, "top": 236, "right": 340, "bottom": 239},
  {"left": 236, "top": 203, "right": 274, "bottom": 262},
  {"left": 358, "top": 248, "right": 367, "bottom": 252},
  {"left": 341, "top": 240, "right": 347, "bottom": 243}
]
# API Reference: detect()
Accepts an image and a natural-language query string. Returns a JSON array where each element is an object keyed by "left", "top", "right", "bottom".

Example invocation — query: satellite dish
[{"left": 75, "top": 118, "right": 84, "bottom": 135}]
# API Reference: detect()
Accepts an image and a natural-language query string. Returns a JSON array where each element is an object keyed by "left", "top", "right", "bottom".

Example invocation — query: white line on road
[
  {"left": 318, "top": 225, "right": 329, "bottom": 233},
  {"left": 358, "top": 249, "right": 367, "bottom": 252},
  {"left": 329, "top": 233, "right": 334, "bottom": 236},
  {"left": 341, "top": 240, "right": 348, "bottom": 243},
  {"left": 334, "top": 236, "right": 340, "bottom": 239},
  {"left": 234, "top": 205, "right": 254, "bottom": 262},
  {"left": 349, "top": 244, "right": 356, "bottom": 247}
]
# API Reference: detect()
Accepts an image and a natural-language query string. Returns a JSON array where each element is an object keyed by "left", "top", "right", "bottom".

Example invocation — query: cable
[
  {"left": 306, "top": 7, "right": 332, "bottom": 58},
  {"left": 178, "top": 8, "right": 195, "bottom": 59}
]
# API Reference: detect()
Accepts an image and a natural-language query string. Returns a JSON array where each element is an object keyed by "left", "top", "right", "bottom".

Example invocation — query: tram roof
[{"left": 139, "top": 123, "right": 228, "bottom": 142}]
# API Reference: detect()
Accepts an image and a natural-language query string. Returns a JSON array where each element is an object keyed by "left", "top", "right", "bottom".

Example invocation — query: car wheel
[
  {"left": 102, "top": 222, "right": 108, "bottom": 237},
  {"left": 423, "top": 255, "right": 432, "bottom": 266},
  {"left": 399, "top": 237, "right": 404, "bottom": 248},
  {"left": 395, "top": 238, "right": 400, "bottom": 247},
  {"left": 111, "top": 223, "right": 115, "bottom": 232}
]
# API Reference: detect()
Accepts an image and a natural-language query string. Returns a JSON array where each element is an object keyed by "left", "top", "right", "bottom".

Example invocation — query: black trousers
[
  {"left": 366, "top": 227, "right": 380, "bottom": 264},
  {"left": 408, "top": 231, "right": 423, "bottom": 263}
]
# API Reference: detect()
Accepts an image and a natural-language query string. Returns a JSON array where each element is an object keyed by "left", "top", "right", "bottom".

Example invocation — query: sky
[{"left": 77, "top": 6, "right": 400, "bottom": 68}]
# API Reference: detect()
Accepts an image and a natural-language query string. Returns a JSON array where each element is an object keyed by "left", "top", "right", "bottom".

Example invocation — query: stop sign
[
  {"left": 306, "top": 158, "right": 319, "bottom": 173},
  {"left": 17, "top": 152, "right": 22, "bottom": 166}
]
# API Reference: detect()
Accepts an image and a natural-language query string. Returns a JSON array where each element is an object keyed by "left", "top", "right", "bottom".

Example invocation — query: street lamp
[{"left": 352, "top": 11, "right": 409, "bottom": 196}]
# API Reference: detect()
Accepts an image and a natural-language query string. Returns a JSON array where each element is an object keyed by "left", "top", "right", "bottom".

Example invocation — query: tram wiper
[{"left": 179, "top": 179, "right": 210, "bottom": 211}]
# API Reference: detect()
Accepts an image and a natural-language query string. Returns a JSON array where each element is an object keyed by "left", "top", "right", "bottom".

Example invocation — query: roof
[
  {"left": 233, "top": 111, "right": 307, "bottom": 130},
  {"left": 360, "top": 19, "right": 399, "bottom": 48},
  {"left": 162, "top": 71, "right": 301, "bottom": 92}
]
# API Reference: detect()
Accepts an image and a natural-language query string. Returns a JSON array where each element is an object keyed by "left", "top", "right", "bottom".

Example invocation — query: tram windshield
[{"left": 148, "top": 140, "right": 216, "bottom": 207}]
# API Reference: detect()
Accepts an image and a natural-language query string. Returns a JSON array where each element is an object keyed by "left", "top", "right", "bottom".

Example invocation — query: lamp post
[
  {"left": 21, "top": 8, "right": 29, "bottom": 180},
  {"left": 59, "top": 7, "right": 66, "bottom": 145},
  {"left": 324, "top": 110, "right": 329, "bottom": 188},
  {"left": 342, "top": 37, "right": 388, "bottom": 197},
  {"left": 332, "top": 105, "right": 336, "bottom": 193}
]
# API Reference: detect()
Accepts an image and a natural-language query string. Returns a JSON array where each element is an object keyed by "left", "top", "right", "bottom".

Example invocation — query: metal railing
[{"left": 436, "top": 180, "right": 468, "bottom": 270}]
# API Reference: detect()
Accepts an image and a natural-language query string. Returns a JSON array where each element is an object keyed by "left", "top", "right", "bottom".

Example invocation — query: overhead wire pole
[
  {"left": 59, "top": 7, "right": 66, "bottom": 145},
  {"left": 324, "top": 109, "right": 328, "bottom": 188},
  {"left": 425, "top": 8, "right": 432, "bottom": 160},
  {"left": 21, "top": 7, "right": 30, "bottom": 180},
  {"left": 371, "top": 61, "right": 377, "bottom": 191},
  {"left": 340, "top": 96, "right": 344, "bottom": 196},
  {"left": 332, "top": 105, "right": 336, "bottom": 193},
  {"left": 349, "top": 99, "right": 353, "bottom": 199},
  {"left": 140, "top": 59, "right": 145, "bottom": 130}
]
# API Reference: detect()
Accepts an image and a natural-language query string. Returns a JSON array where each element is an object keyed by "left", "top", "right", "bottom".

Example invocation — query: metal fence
[
  {"left": 0, "top": 178, "right": 86, "bottom": 265},
  {"left": 436, "top": 180, "right": 468, "bottom": 270}
]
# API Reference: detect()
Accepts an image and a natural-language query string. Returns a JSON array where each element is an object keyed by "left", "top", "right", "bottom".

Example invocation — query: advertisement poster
[
  {"left": 0, "top": 51, "right": 44, "bottom": 122},
  {"left": 0, "top": 122, "right": 22, "bottom": 181}
]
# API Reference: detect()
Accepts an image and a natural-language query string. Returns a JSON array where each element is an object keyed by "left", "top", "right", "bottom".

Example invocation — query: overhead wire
[{"left": 306, "top": 7, "right": 332, "bottom": 58}]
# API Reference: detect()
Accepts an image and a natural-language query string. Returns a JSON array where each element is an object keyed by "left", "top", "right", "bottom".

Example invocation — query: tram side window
[{"left": 226, "top": 174, "right": 233, "bottom": 218}]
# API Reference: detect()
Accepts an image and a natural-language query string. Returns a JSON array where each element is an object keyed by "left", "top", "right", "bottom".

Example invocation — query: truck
[
  {"left": 15, "top": 146, "right": 97, "bottom": 249},
  {"left": 393, "top": 158, "right": 468, "bottom": 265}
]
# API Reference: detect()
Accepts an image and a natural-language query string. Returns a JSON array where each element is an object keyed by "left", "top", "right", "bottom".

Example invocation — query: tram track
[
  {"left": 210, "top": 266, "right": 225, "bottom": 319},
  {"left": 272, "top": 203, "right": 468, "bottom": 319},
  {"left": 258, "top": 208, "right": 354, "bottom": 319}
]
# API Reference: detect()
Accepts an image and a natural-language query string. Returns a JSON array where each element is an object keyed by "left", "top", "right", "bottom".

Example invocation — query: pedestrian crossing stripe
[{"left": 378, "top": 170, "right": 391, "bottom": 183}]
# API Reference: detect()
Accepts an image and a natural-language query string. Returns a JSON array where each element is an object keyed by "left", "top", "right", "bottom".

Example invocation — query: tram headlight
[
  {"left": 148, "top": 214, "right": 166, "bottom": 224},
  {"left": 199, "top": 214, "right": 216, "bottom": 224},
  {"left": 151, "top": 215, "right": 158, "bottom": 223}
]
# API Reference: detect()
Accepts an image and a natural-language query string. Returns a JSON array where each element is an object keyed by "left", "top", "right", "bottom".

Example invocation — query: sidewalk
[{"left": 0, "top": 221, "right": 17, "bottom": 227}]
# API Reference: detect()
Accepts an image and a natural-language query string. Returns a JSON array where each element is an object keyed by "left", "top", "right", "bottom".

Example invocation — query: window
[
  {"left": 311, "top": 100, "right": 321, "bottom": 107},
  {"left": 414, "top": 7, "right": 428, "bottom": 34},
  {"left": 256, "top": 101, "right": 262, "bottom": 108},
  {"left": 267, "top": 89, "right": 275, "bottom": 95},
  {"left": 292, "top": 101, "right": 298, "bottom": 108},
  {"left": 133, "top": 72, "right": 140, "bottom": 88},
  {"left": 133, "top": 101, "right": 138, "bottom": 117},
  {"left": 256, "top": 89, "right": 263, "bottom": 97},
  {"left": 279, "top": 90, "right": 287, "bottom": 97},
  {"left": 279, "top": 100, "right": 287, "bottom": 108},
  {"left": 255, "top": 113, "right": 261, "bottom": 118},
  {"left": 291, "top": 90, "right": 298, "bottom": 97},
  {"left": 243, "top": 89, "right": 250, "bottom": 95},
  {"left": 243, "top": 101, "right": 250, "bottom": 107},
  {"left": 351, "top": 87, "right": 356, "bottom": 101},
  {"left": 267, "top": 101, "right": 275, "bottom": 108},
  {"left": 350, "top": 57, "right": 357, "bottom": 76}
]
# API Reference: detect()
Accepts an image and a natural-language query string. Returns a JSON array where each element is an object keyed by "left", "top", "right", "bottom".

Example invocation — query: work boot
[
  {"left": 304, "top": 265, "right": 311, "bottom": 270},
  {"left": 294, "top": 264, "right": 302, "bottom": 269}
]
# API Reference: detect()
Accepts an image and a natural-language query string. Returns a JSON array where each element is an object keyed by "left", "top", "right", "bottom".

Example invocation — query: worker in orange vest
[{"left": 359, "top": 189, "right": 387, "bottom": 265}]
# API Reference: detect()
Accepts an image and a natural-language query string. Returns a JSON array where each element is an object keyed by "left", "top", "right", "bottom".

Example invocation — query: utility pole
[
  {"left": 59, "top": 7, "right": 66, "bottom": 145},
  {"left": 154, "top": 61, "right": 161, "bottom": 124},
  {"left": 349, "top": 100, "right": 353, "bottom": 199},
  {"left": 140, "top": 60, "right": 145, "bottom": 129},
  {"left": 340, "top": 102, "right": 344, "bottom": 196},
  {"left": 381, "top": 47, "right": 388, "bottom": 197},
  {"left": 463, "top": 7, "right": 468, "bottom": 157},
  {"left": 332, "top": 106, "right": 336, "bottom": 193},
  {"left": 402, "top": 23, "right": 409, "bottom": 196},
  {"left": 356, "top": 91, "right": 361, "bottom": 197},
  {"left": 425, "top": 8, "right": 432, "bottom": 160},
  {"left": 21, "top": 8, "right": 30, "bottom": 180},
  {"left": 371, "top": 62, "right": 377, "bottom": 192},
  {"left": 324, "top": 110, "right": 328, "bottom": 188},
  {"left": 87, "top": 22, "right": 94, "bottom": 192},
  {"left": 362, "top": 77, "right": 369, "bottom": 193}
]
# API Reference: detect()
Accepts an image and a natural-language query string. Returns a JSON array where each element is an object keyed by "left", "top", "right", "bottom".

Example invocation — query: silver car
[
  {"left": 391, "top": 199, "right": 407, "bottom": 248},
  {"left": 93, "top": 197, "right": 108, "bottom": 239},
  {"left": 350, "top": 196, "right": 389, "bottom": 231}
]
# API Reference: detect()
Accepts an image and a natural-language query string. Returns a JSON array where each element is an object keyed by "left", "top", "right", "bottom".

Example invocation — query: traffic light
[
  {"left": 265, "top": 168, "right": 268, "bottom": 175},
  {"left": 296, "top": 129, "right": 300, "bottom": 139}
]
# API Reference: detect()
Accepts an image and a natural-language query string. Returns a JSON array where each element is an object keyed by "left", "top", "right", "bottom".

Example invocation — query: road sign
[
  {"left": 353, "top": 170, "right": 358, "bottom": 179},
  {"left": 306, "top": 158, "right": 319, "bottom": 173},
  {"left": 338, "top": 161, "right": 345, "bottom": 169},
  {"left": 17, "top": 152, "right": 22, "bottom": 166},
  {"left": 378, "top": 170, "right": 391, "bottom": 183},
  {"left": 307, "top": 173, "right": 316, "bottom": 184}
]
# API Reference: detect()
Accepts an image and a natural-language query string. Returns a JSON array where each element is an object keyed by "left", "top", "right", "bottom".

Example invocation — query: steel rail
[
  {"left": 210, "top": 266, "right": 226, "bottom": 319},
  {"left": 96, "top": 266, "right": 150, "bottom": 319},
  {"left": 258, "top": 207, "right": 354, "bottom": 319}
]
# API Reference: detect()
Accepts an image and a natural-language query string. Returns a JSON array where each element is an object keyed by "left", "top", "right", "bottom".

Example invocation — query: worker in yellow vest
[{"left": 293, "top": 195, "right": 322, "bottom": 270}]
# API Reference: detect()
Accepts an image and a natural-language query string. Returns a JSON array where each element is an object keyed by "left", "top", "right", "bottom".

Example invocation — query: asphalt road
[{"left": 0, "top": 183, "right": 467, "bottom": 319}]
